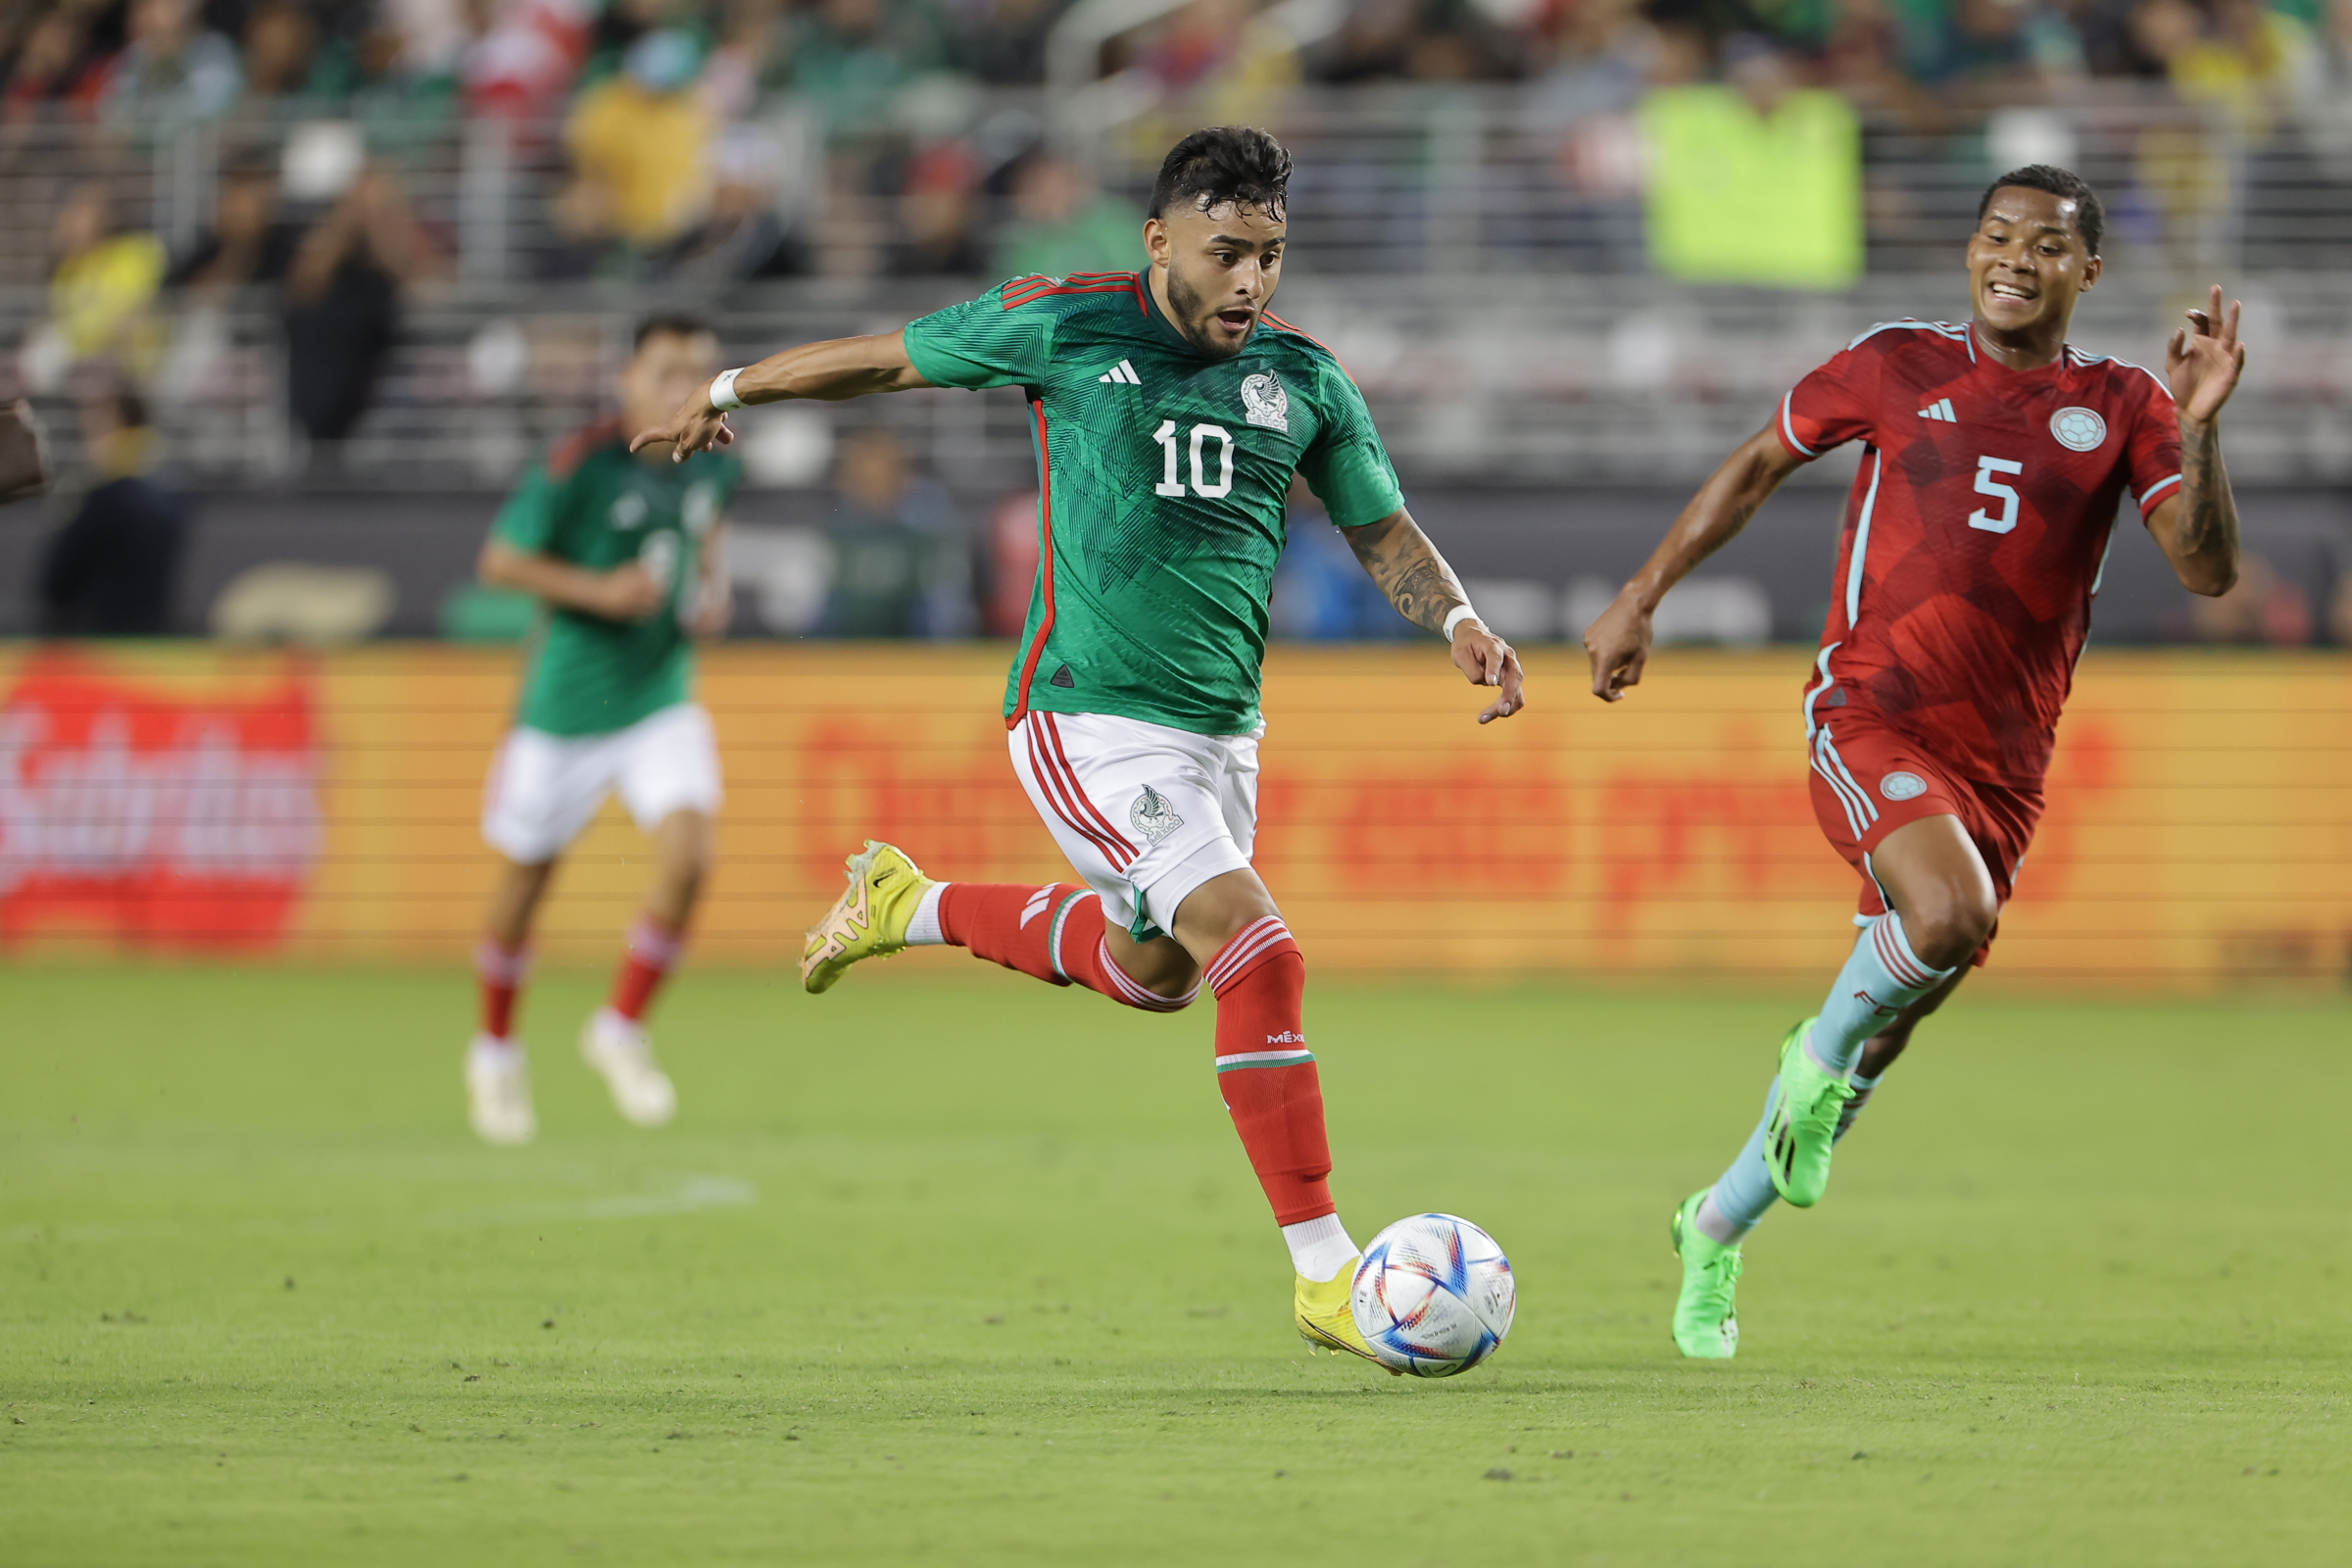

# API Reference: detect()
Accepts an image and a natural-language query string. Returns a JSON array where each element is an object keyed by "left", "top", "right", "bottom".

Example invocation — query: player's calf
[{"left": 927, "top": 881, "right": 1199, "bottom": 1010}]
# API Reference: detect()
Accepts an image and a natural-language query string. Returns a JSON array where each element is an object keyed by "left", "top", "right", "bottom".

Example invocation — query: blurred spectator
[
  {"left": 993, "top": 154, "right": 1140, "bottom": 279},
  {"left": 35, "top": 386, "right": 187, "bottom": 637},
  {"left": 2162, "top": 0, "right": 2320, "bottom": 138},
  {"left": 789, "top": 0, "right": 945, "bottom": 137},
  {"left": 238, "top": 0, "right": 321, "bottom": 103},
  {"left": 2187, "top": 552, "right": 2313, "bottom": 644},
  {"left": 892, "top": 138, "right": 989, "bottom": 275},
  {"left": 821, "top": 426, "right": 971, "bottom": 638},
  {"left": 25, "top": 182, "right": 168, "bottom": 391},
  {"left": 283, "top": 169, "right": 446, "bottom": 445},
  {"left": 3, "top": 6, "right": 100, "bottom": 123},
  {"left": 558, "top": 28, "right": 715, "bottom": 258},
  {"left": 464, "top": 0, "right": 594, "bottom": 116},
  {"left": 381, "top": 0, "right": 479, "bottom": 82},
  {"left": 957, "top": 0, "right": 1064, "bottom": 82},
  {"left": 659, "top": 123, "right": 808, "bottom": 282},
  {"left": 1315, "top": 0, "right": 1521, "bottom": 81},
  {"left": 167, "top": 161, "right": 300, "bottom": 292},
  {"left": 98, "top": 0, "right": 242, "bottom": 131}
]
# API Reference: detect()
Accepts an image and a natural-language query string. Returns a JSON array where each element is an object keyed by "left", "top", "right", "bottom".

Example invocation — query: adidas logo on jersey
[
  {"left": 1917, "top": 398, "right": 1957, "bottom": 422},
  {"left": 1097, "top": 360, "right": 1141, "bottom": 385}
]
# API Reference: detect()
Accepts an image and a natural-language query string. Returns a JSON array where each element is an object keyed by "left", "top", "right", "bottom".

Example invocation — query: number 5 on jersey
[
  {"left": 1153, "top": 419, "right": 1235, "bottom": 500},
  {"left": 1969, "top": 456, "right": 2024, "bottom": 534}
]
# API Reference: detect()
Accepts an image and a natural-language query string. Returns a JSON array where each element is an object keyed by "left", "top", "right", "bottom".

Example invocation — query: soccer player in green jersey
[
  {"left": 466, "top": 315, "right": 742, "bottom": 1146},
  {"left": 631, "top": 127, "right": 1525, "bottom": 1366}
]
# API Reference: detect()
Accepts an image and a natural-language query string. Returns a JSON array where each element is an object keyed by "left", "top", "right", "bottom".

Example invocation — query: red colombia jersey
[{"left": 1776, "top": 319, "right": 2182, "bottom": 787}]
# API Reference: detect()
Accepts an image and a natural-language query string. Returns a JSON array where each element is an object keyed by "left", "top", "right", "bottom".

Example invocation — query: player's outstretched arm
[
  {"left": 1584, "top": 425, "right": 1803, "bottom": 703},
  {"left": 479, "top": 539, "right": 664, "bottom": 622},
  {"left": 1346, "top": 508, "right": 1526, "bottom": 724},
  {"left": 2150, "top": 284, "right": 2245, "bottom": 598},
  {"left": 628, "top": 330, "right": 935, "bottom": 463}
]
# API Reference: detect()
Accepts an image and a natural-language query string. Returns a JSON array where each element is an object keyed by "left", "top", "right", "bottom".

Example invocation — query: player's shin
[
  {"left": 1806, "top": 911, "right": 1955, "bottom": 1075},
  {"left": 928, "top": 882, "right": 1198, "bottom": 1010},
  {"left": 1206, "top": 919, "right": 1357, "bottom": 1279},
  {"left": 1696, "top": 1066, "right": 1888, "bottom": 1246},
  {"left": 475, "top": 937, "right": 531, "bottom": 1044},
  {"left": 609, "top": 914, "right": 685, "bottom": 1024}
]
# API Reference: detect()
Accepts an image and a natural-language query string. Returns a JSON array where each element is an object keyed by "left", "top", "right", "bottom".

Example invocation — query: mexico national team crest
[
  {"left": 1240, "top": 371, "right": 1289, "bottom": 433},
  {"left": 1130, "top": 785, "right": 1184, "bottom": 845},
  {"left": 2049, "top": 407, "right": 2107, "bottom": 452}
]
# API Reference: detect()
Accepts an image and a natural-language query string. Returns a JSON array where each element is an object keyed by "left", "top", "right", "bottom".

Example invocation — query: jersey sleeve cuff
[
  {"left": 2135, "top": 473, "right": 2182, "bottom": 516},
  {"left": 1774, "top": 391, "right": 1819, "bottom": 461}
]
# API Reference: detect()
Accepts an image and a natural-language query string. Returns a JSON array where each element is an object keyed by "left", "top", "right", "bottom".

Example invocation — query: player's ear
[
  {"left": 2079, "top": 252, "right": 2101, "bottom": 292},
  {"left": 1144, "top": 216, "right": 1170, "bottom": 270}
]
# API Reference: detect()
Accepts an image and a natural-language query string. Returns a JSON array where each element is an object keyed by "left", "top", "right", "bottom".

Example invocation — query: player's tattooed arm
[
  {"left": 1585, "top": 425, "right": 1803, "bottom": 702},
  {"left": 631, "top": 331, "right": 934, "bottom": 462},
  {"left": 1348, "top": 509, "right": 1527, "bottom": 723},
  {"left": 2154, "top": 284, "right": 2245, "bottom": 598},
  {"left": 1347, "top": 509, "right": 1471, "bottom": 632}
]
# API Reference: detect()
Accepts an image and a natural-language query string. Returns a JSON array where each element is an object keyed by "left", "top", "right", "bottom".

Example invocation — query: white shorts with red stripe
[{"left": 1007, "top": 709, "right": 1260, "bottom": 942}]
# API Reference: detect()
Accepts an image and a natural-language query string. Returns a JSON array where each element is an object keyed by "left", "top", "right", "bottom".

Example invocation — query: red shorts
[{"left": 1804, "top": 708, "right": 2044, "bottom": 965}]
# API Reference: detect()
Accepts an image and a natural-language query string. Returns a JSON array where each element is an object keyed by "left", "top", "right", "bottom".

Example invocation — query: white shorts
[
  {"left": 1008, "top": 709, "right": 1259, "bottom": 941},
  {"left": 481, "top": 703, "right": 723, "bottom": 863}
]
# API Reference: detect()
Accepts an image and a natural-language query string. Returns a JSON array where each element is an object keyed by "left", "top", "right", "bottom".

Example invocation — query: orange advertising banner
[{"left": 2, "top": 642, "right": 2346, "bottom": 990}]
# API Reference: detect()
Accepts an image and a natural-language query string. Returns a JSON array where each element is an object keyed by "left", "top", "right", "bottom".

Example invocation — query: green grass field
[{"left": 2, "top": 966, "right": 2346, "bottom": 1566}]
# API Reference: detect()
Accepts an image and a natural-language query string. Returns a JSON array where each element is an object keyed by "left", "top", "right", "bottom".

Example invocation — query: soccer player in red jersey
[{"left": 1583, "top": 165, "right": 2247, "bottom": 1358}]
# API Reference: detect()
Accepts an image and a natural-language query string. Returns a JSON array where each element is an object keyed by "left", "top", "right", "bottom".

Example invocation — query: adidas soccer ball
[{"left": 1349, "top": 1213, "right": 1516, "bottom": 1378}]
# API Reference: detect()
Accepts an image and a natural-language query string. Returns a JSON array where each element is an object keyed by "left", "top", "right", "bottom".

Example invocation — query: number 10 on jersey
[{"left": 1153, "top": 419, "right": 1236, "bottom": 499}]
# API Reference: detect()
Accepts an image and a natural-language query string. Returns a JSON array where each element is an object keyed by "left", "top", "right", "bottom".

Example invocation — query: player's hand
[
  {"left": 630, "top": 390, "right": 735, "bottom": 464},
  {"left": 1452, "top": 621, "right": 1525, "bottom": 724},
  {"left": 589, "top": 562, "right": 666, "bottom": 621},
  {"left": 2167, "top": 283, "right": 2246, "bottom": 429},
  {"left": 1583, "top": 588, "right": 1652, "bottom": 703},
  {"left": 686, "top": 574, "right": 733, "bottom": 638}
]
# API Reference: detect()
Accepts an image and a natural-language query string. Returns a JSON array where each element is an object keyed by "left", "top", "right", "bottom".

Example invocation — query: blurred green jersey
[{"left": 489, "top": 419, "right": 741, "bottom": 737}]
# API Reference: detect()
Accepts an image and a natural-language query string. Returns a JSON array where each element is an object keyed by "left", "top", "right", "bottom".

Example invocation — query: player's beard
[{"left": 1165, "top": 264, "right": 1256, "bottom": 361}]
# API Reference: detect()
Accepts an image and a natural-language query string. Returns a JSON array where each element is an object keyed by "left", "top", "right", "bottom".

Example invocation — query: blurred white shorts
[
  {"left": 1007, "top": 709, "right": 1259, "bottom": 942},
  {"left": 481, "top": 702, "right": 723, "bottom": 864}
]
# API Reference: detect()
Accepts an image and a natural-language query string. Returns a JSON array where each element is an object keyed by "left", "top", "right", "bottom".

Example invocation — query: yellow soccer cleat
[
  {"left": 1295, "top": 1260, "right": 1401, "bottom": 1374},
  {"left": 800, "top": 840, "right": 935, "bottom": 995}
]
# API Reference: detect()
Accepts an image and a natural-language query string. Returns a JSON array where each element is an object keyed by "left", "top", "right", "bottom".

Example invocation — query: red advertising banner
[{"left": 0, "top": 648, "right": 321, "bottom": 950}]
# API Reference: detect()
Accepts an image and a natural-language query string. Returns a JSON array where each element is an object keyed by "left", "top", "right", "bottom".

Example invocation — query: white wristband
[
  {"left": 1443, "top": 604, "right": 1483, "bottom": 643},
  {"left": 709, "top": 368, "right": 746, "bottom": 413}
]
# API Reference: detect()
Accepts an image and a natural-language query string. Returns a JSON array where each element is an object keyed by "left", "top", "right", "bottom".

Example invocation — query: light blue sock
[
  {"left": 1695, "top": 1077, "right": 1782, "bottom": 1244},
  {"left": 1806, "top": 912, "right": 1953, "bottom": 1076},
  {"left": 1696, "top": 1070, "right": 1891, "bottom": 1246}
]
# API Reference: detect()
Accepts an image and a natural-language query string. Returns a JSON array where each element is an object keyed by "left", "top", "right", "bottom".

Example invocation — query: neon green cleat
[
  {"left": 1669, "top": 1189, "right": 1740, "bottom": 1359},
  {"left": 1763, "top": 1019, "right": 1855, "bottom": 1207},
  {"left": 800, "top": 840, "right": 935, "bottom": 995},
  {"left": 1295, "top": 1261, "right": 1400, "bottom": 1374}
]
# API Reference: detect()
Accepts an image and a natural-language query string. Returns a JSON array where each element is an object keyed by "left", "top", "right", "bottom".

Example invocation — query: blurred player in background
[
  {"left": 466, "top": 314, "right": 740, "bottom": 1145},
  {"left": 1584, "top": 167, "right": 2245, "bottom": 1358},
  {"left": 632, "top": 126, "right": 1526, "bottom": 1367}
]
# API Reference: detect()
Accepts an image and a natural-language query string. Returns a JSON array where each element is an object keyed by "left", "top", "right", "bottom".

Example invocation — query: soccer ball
[{"left": 1349, "top": 1214, "right": 1516, "bottom": 1378}]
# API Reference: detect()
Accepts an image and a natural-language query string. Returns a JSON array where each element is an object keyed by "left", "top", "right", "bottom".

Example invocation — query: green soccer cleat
[
  {"left": 1763, "top": 1019, "right": 1855, "bottom": 1208},
  {"left": 1669, "top": 1189, "right": 1740, "bottom": 1359},
  {"left": 800, "top": 841, "right": 935, "bottom": 995}
]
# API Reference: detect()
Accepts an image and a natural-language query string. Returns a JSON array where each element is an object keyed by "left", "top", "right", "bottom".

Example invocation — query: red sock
[
  {"left": 939, "top": 882, "right": 1196, "bottom": 1011},
  {"left": 1206, "top": 916, "right": 1334, "bottom": 1226},
  {"left": 476, "top": 938, "right": 530, "bottom": 1041},
  {"left": 609, "top": 915, "right": 685, "bottom": 1023}
]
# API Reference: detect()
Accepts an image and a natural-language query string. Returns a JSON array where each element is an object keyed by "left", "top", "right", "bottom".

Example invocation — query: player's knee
[{"left": 1904, "top": 887, "right": 1995, "bottom": 970}]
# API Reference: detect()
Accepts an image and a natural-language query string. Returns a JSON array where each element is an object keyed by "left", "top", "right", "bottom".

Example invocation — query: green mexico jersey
[
  {"left": 490, "top": 420, "right": 741, "bottom": 737},
  {"left": 903, "top": 270, "right": 1406, "bottom": 735}
]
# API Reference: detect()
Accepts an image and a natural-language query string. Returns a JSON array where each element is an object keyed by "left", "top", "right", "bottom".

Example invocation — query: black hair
[
  {"left": 110, "top": 387, "right": 148, "bottom": 429},
  {"left": 634, "top": 311, "right": 714, "bottom": 351},
  {"left": 1149, "top": 126, "right": 1291, "bottom": 223},
  {"left": 1978, "top": 165, "right": 2104, "bottom": 257}
]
